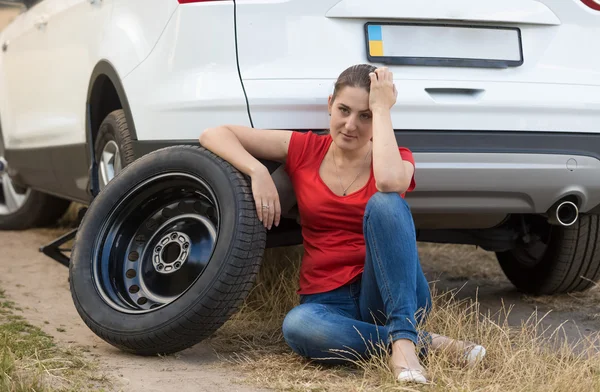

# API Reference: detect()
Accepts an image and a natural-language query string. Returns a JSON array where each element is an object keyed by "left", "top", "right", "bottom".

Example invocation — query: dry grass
[
  {"left": 0, "top": 289, "right": 111, "bottom": 392},
  {"left": 56, "top": 202, "right": 86, "bottom": 229},
  {"left": 208, "top": 244, "right": 600, "bottom": 392}
]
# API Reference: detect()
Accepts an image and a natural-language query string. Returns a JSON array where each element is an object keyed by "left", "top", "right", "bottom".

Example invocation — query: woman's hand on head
[
  {"left": 250, "top": 167, "right": 281, "bottom": 230},
  {"left": 369, "top": 67, "right": 397, "bottom": 112}
]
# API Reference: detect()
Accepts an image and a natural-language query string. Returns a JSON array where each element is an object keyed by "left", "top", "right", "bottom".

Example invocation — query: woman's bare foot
[
  {"left": 430, "top": 333, "right": 486, "bottom": 366},
  {"left": 389, "top": 339, "right": 427, "bottom": 382}
]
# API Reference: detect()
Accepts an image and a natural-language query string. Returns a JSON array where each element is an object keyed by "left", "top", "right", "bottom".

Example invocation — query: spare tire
[{"left": 69, "top": 145, "right": 266, "bottom": 355}]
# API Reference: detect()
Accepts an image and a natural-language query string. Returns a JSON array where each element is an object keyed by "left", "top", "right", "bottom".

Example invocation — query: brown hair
[{"left": 331, "top": 64, "right": 378, "bottom": 102}]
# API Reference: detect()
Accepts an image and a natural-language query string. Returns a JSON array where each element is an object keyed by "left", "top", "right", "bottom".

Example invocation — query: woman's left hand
[{"left": 369, "top": 67, "right": 397, "bottom": 112}]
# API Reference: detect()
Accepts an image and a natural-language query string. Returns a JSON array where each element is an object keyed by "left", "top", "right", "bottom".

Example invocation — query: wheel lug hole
[
  {"left": 137, "top": 297, "right": 148, "bottom": 305},
  {"left": 155, "top": 246, "right": 162, "bottom": 253},
  {"left": 183, "top": 243, "right": 189, "bottom": 250},
  {"left": 157, "top": 264, "right": 164, "bottom": 271},
  {"left": 129, "top": 285, "right": 139, "bottom": 294},
  {"left": 171, "top": 233, "right": 177, "bottom": 240},
  {"left": 126, "top": 269, "right": 136, "bottom": 279},
  {"left": 174, "top": 262, "right": 181, "bottom": 269}
]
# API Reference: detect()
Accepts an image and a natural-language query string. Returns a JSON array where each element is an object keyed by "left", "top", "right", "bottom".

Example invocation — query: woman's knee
[
  {"left": 365, "top": 192, "right": 413, "bottom": 226},
  {"left": 282, "top": 304, "right": 327, "bottom": 357},
  {"left": 282, "top": 303, "right": 354, "bottom": 361},
  {"left": 282, "top": 305, "right": 310, "bottom": 347}
]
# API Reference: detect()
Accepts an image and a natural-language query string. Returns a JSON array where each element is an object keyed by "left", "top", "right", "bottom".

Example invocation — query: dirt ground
[
  {"left": 0, "top": 229, "right": 269, "bottom": 392},
  {"left": 417, "top": 242, "right": 600, "bottom": 351},
  {"left": 0, "top": 229, "right": 599, "bottom": 391}
]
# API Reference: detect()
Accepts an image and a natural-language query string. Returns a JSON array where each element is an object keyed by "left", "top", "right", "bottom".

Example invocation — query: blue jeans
[{"left": 282, "top": 192, "right": 432, "bottom": 364}]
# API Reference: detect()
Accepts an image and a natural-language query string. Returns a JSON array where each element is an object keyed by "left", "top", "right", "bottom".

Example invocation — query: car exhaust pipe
[{"left": 547, "top": 200, "right": 579, "bottom": 227}]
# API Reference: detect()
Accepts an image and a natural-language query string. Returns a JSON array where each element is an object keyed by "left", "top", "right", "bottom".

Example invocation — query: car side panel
[
  {"left": 100, "top": 0, "right": 179, "bottom": 80},
  {"left": 122, "top": 2, "right": 251, "bottom": 142}
]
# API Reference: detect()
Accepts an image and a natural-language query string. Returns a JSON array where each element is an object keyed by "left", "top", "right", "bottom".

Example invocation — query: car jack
[
  {"left": 39, "top": 228, "right": 77, "bottom": 267},
  {"left": 39, "top": 207, "right": 87, "bottom": 267}
]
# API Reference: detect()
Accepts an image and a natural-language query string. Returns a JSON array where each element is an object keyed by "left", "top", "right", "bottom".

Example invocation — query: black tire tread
[
  {"left": 497, "top": 214, "right": 600, "bottom": 295},
  {"left": 94, "top": 109, "right": 136, "bottom": 179}
]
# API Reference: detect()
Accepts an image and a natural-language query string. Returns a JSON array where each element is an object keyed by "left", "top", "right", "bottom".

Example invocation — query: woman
[{"left": 199, "top": 64, "right": 485, "bottom": 384}]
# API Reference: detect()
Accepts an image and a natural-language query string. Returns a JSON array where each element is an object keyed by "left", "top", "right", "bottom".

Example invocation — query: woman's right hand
[{"left": 250, "top": 167, "right": 281, "bottom": 230}]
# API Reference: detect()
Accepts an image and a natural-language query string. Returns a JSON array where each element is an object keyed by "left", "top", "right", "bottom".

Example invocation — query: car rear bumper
[
  {"left": 392, "top": 129, "right": 600, "bottom": 213},
  {"left": 133, "top": 129, "right": 600, "bottom": 216},
  {"left": 407, "top": 151, "right": 600, "bottom": 214}
]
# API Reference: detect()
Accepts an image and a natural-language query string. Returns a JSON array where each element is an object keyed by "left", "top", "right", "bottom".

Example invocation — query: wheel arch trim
[
  {"left": 87, "top": 60, "right": 138, "bottom": 144},
  {"left": 85, "top": 60, "right": 138, "bottom": 197}
]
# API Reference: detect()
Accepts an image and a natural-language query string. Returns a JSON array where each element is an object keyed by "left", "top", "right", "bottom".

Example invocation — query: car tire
[
  {"left": 69, "top": 145, "right": 266, "bottom": 355},
  {"left": 94, "top": 109, "right": 135, "bottom": 191},
  {"left": 496, "top": 214, "right": 600, "bottom": 295}
]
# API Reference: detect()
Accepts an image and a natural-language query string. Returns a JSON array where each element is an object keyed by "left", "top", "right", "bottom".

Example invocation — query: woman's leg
[
  {"left": 359, "top": 192, "right": 432, "bottom": 373},
  {"left": 282, "top": 285, "right": 391, "bottom": 365}
]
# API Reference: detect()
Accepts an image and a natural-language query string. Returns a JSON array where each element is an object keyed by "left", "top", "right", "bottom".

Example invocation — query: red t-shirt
[{"left": 284, "top": 131, "right": 416, "bottom": 295}]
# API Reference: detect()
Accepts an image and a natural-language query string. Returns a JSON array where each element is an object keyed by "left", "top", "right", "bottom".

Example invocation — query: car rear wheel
[
  {"left": 496, "top": 214, "right": 600, "bottom": 295},
  {"left": 69, "top": 145, "right": 266, "bottom": 355},
  {"left": 94, "top": 109, "right": 135, "bottom": 191}
]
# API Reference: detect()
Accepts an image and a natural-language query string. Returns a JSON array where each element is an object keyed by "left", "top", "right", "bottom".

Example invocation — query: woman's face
[{"left": 328, "top": 86, "right": 373, "bottom": 153}]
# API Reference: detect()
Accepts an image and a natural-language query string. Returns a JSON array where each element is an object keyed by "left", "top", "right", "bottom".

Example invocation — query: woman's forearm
[
  {"left": 199, "top": 126, "right": 268, "bottom": 177},
  {"left": 371, "top": 108, "right": 411, "bottom": 192}
]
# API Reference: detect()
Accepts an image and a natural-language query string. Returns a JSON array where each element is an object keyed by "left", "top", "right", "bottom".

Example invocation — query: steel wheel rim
[
  {"left": 0, "top": 157, "right": 31, "bottom": 215},
  {"left": 99, "top": 140, "right": 121, "bottom": 190},
  {"left": 92, "top": 172, "right": 220, "bottom": 314}
]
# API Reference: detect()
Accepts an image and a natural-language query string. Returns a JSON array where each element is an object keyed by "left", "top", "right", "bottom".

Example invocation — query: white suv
[{"left": 1, "top": 0, "right": 600, "bottom": 355}]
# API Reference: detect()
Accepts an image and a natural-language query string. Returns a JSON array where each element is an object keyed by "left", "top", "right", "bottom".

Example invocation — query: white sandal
[{"left": 464, "top": 344, "right": 486, "bottom": 367}]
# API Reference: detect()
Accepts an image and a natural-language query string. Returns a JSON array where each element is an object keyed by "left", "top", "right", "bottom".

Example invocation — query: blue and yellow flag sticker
[{"left": 368, "top": 25, "right": 383, "bottom": 57}]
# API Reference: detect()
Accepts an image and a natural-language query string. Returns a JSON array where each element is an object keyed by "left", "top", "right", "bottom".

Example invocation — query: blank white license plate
[{"left": 365, "top": 23, "right": 523, "bottom": 68}]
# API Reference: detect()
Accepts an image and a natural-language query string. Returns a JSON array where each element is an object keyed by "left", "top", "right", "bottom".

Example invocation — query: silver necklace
[{"left": 331, "top": 144, "right": 371, "bottom": 196}]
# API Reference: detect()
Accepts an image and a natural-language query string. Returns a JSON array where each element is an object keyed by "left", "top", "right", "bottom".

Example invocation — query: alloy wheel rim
[
  {"left": 92, "top": 172, "right": 220, "bottom": 314},
  {"left": 99, "top": 140, "right": 121, "bottom": 190},
  {"left": 0, "top": 156, "right": 30, "bottom": 215}
]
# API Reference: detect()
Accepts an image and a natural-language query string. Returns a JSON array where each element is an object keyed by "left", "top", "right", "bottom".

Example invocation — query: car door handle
[
  {"left": 425, "top": 88, "right": 486, "bottom": 104},
  {"left": 89, "top": 0, "right": 102, "bottom": 4},
  {"left": 2, "top": 41, "right": 8, "bottom": 52}
]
